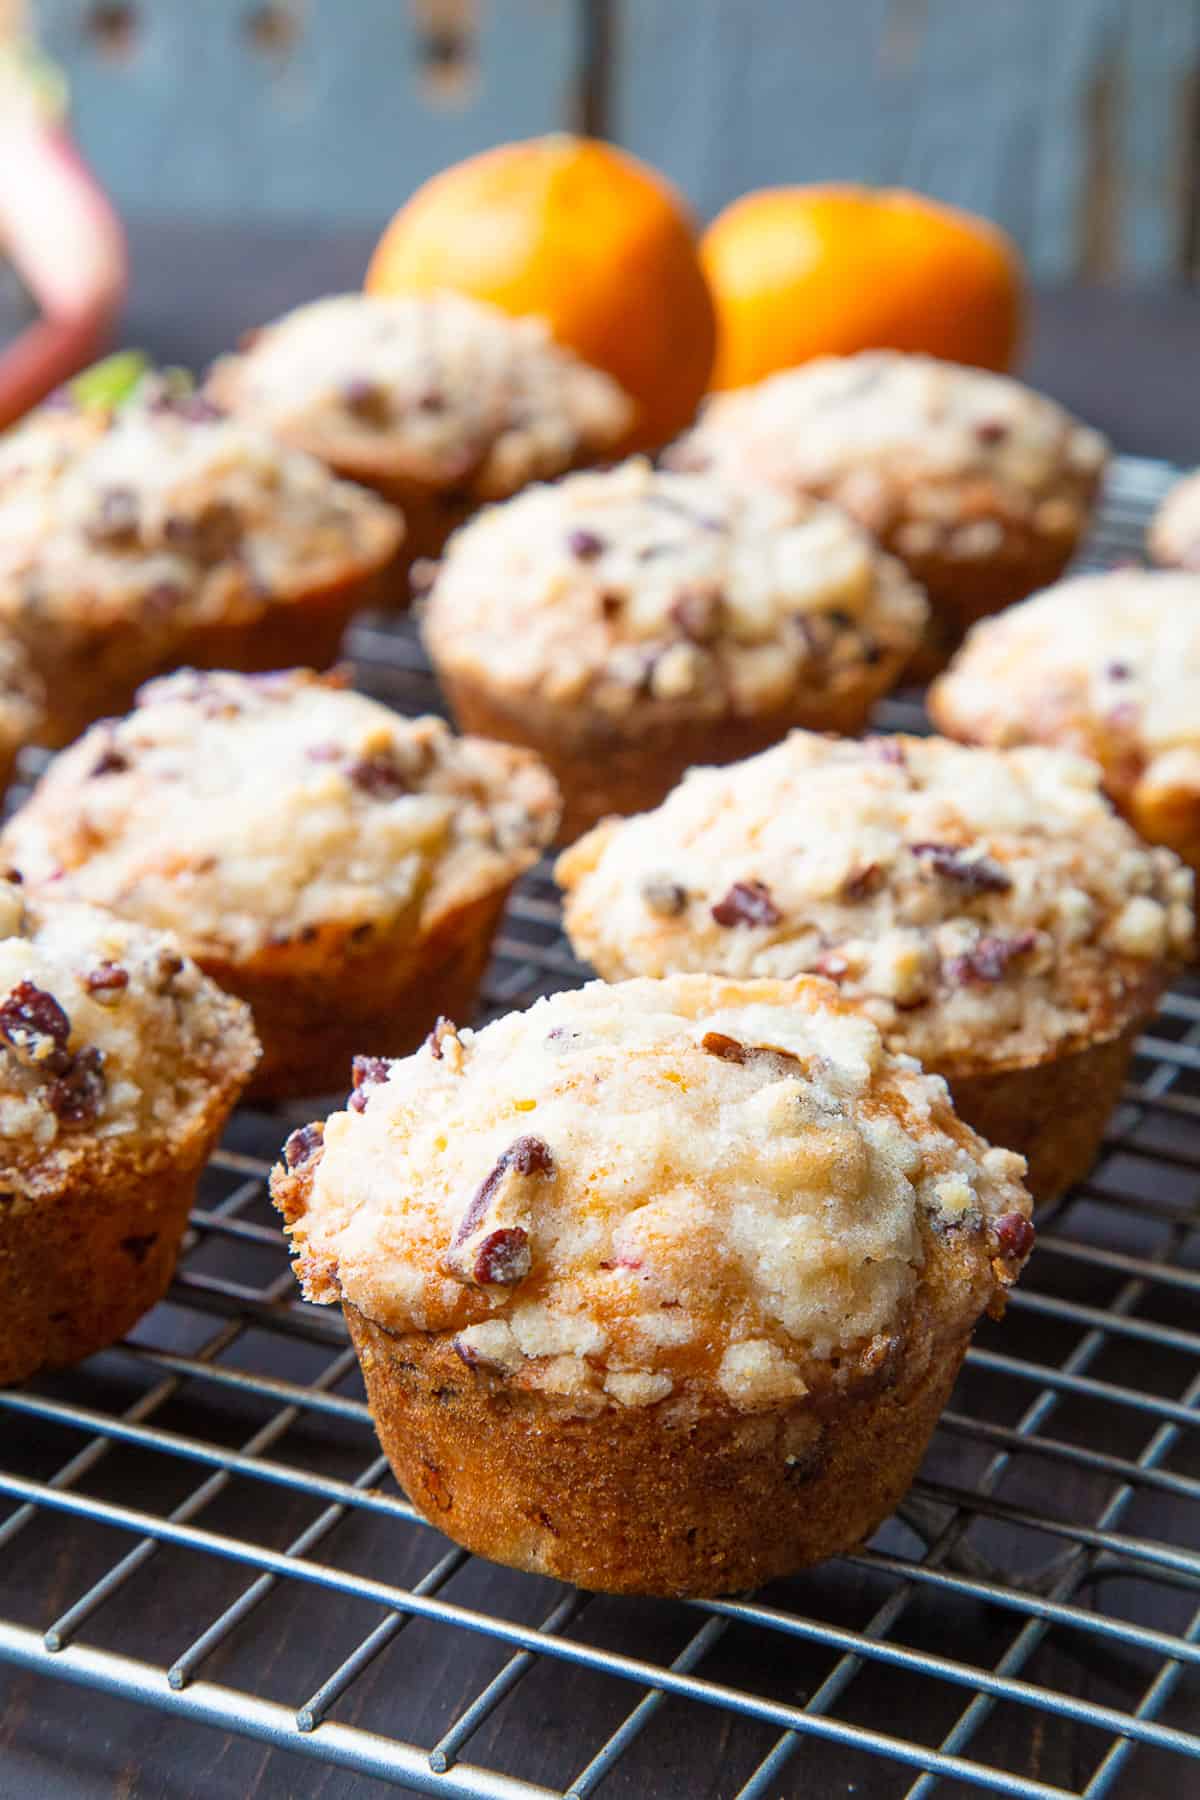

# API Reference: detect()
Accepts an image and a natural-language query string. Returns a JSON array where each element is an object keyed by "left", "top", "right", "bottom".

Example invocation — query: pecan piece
[
  {"left": 283, "top": 1122, "right": 324, "bottom": 1168},
  {"left": 472, "top": 1227, "right": 531, "bottom": 1287},
  {"left": 711, "top": 879, "right": 780, "bottom": 928},
  {"left": 446, "top": 1135, "right": 554, "bottom": 1289},
  {"left": 701, "top": 1030, "right": 801, "bottom": 1073},
  {"left": 0, "top": 980, "right": 72, "bottom": 1071},
  {"left": 992, "top": 1211, "right": 1035, "bottom": 1260},
  {"left": 86, "top": 961, "right": 129, "bottom": 999},
  {"left": 911, "top": 842, "right": 1012, "bottom": 896},
  {"left": 346, "top": 754, "right": 408, "bottom": 799},
  {"left": 947, "top": 930, "right": 1038, "bottom": 985},
  {"left": 348, "top": 1055, "right": 390, "bottom": 1112},
  {"left": 48, "top": 1046, "right": 106, "bottom": 1126}
]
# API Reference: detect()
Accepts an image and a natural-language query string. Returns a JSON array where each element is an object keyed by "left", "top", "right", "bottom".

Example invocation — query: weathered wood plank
[
  {"left": 608, "top": 0, "right": 1200, "bottom": 279},
  {"left": 31, "top": 0, "right": 581, "bottom": 226}
]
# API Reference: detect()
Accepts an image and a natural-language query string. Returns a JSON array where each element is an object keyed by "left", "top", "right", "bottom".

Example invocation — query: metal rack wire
[{"left": 1, "top": 456, "right": 1198, "bottom": 1798}]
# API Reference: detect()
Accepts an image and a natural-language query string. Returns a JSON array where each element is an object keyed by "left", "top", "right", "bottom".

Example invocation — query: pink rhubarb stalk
[{"left": 0, "top": 75, "right": 127, "bottom": 428}]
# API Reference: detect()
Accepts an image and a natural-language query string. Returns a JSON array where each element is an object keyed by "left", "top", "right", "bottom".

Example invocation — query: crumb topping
[
  {"left": 669, "top": 352, "right": 1107, "bottom": 560},
  {"left": 0, "top": 385, "right": 402, "bottom": 639},
  {"left": 929, "top": 570, "right": 1200, "bottom": 837},
  {"left": 206, "top": 292, "right": 633, "bottom": 497},
  {"left": 556, "top": 733, "right": 1192, "bottom": 1069},
  {"left": 422, "top": 458, "right": 927, "bottom": 714},
  {"left": 1, "top": 669, "right": 559, "bottom": 962},
  {"left": 273, "top": 975, "right": 1030, "bottom": 1411},
  {"left": 0, "top": 882, "right": 257, "bottom": 1185}
]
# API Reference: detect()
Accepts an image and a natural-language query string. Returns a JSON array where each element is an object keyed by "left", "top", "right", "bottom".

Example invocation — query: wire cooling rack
[{"left": 2, "top": 456, "right": 1199, "bottom": 1800}]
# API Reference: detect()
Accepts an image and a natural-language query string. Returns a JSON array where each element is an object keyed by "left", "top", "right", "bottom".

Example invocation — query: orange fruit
[
  {"left": 366, "top": 135, "right": 716, "bottom": 450},
  {"left": 702, "top": 184, "right": 1025, "bottom": 390}
]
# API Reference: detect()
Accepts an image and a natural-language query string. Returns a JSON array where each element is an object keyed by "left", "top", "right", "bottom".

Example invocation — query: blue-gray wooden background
[{"left": 29, "top": 0, "right": 1200, "bottom": 280}]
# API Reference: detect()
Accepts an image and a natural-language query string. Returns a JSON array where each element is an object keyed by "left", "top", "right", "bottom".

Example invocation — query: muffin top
[
  {"left": 669, "top": 352, "right": 1108, "bottom": 558},
  {"left": 273, "top": 974, "right": 1031, "bottom": 1413},
  {"left": 206, "top": 292, "right": 633, "bottom": 498},
  {"left": 0, "top": 384, "right": 403, "bottom": 634},
  {"left": 422, "top": 458, "right": 928, "bottom": 714},
  {"left": 557, "top": 733, "right": 1192, "bottom": 1070},
  {"left": 1, "top": 669, "right": 560, "bottom": 963},
  {"left": 1148, "top": 470, "right": 1200, "bottom": 570},
  {"left": 0, "top": 880, "right": 257, "bottom": 1192},
  {"left": 928, "top": 570, "right": 1200, "bottom": 827}
]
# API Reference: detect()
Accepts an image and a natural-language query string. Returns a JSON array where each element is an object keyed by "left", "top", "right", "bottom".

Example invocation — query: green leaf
[{"left": 70, "top": 351, "right": 151, "bottom": 412}]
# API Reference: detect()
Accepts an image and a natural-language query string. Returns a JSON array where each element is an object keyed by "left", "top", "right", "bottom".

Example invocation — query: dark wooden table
[{"left": 2, "top": 223, "right": 1199, "bottom": 1800}]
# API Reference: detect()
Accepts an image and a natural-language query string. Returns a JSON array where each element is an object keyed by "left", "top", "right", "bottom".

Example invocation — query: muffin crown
[
  {"left": 1, "top": 668, "right": 559, "bottom": 963},
  {"left": 0, "top": 882, "right": 257, "bottom": 1188},
  {"left": 673, "top": 351, "right": 1106, "bottom": 499},
  {"left": 557, "top": 732, "right": 1193, "bottom": 1071},
  {"left": 273, "top": 974, "right": 1029, "bottom": 1412},
  {"left": 423, "top": 458, "right": 927, "bottom": 713},
  {"left": 0, "top": 385, "right": 402, "bottom": 625},
  {"left": 1149, "top": 470, "right": 1200, "bottom": 570},
  {"left": 930, "top": 569, "right": 1200, "bottom": 774},
  {"left": 206, "top": 291, "right": 633, "bottom": 496}
]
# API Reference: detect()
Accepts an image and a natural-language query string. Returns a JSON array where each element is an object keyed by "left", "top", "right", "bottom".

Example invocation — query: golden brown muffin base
[
  {"left": 25, "top": 563, "right": 388, "bottom": 751},
  {"left": 897, "top": 531, "right": 1081, "bottom": 680},
  {"left": 343, "top": 1299, "right": 971, "bottom": 1597},
  {"left": 0, "top": 1085, "right": 241, "bottom": 1386},
  {"left": 436, "top": 670, "right": 906, "bottom": 845},
  {"left": 944, "top": 1018, "right": 1144, "bottom": 1205},
  {"left": 205, "top": 882, "right": 512, "bottom": 1102}
]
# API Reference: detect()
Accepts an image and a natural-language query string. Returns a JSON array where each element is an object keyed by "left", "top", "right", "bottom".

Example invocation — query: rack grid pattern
[{"left": 2, "top": 457, "right": 1198, "bottom": 1798}]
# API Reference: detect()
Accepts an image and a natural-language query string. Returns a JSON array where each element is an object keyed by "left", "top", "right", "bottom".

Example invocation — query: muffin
[
  {"left": 557, "top": 734, "right": 1193, "bottom": 1202},
  {"left": 271, "top": 973, "right": 1032, "bottom": 1597},
  {"left": 0, "top": 637, "right": 45, "bottom": 794},
  {"left": 1, "top": 668, "right": 559, "bottom": 1100},
  {"left": 0, "top": 381, "right": 404, "bottom": 745},
  {"left": 422, "top": 458, "right": 928, "bottom": 841},
  {"left": 0, "top": 880, "right": 258, "bottom": 1385},
  {"left": 667, "top": 351, "right": 1108, "bottom": 668},
  {"left": 929, "top": 569, "right": 1200, "bottom": 888},
  {"left": 1148, "top": 470, "right": 1200, "bottom": 570},
  {"left": 206, "top": 292, "right": 633, "bottom": 576}
]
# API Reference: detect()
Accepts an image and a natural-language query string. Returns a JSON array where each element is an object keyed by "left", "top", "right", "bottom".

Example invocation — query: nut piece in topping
[
  {"left": 947, "top": 930, "right": 1038, "bottom": 985},
  {"left": 911, "top": 842, "right": 1012, "bottom": 895},
  {"left": 711, "top": 879, "right": 781, "bottom": 928},
  {"left": 348, "top": 1054, "right": 390, "bottom": 1112},
  {"left": 0, "top": 980, "right": 72, "bottom": 1069},
  {"left": 444, "top": 1134, "right": 554, "bottom": 1290},
  {"left": 284, "top": 1121, "right": 325, "bottom": 1168}
]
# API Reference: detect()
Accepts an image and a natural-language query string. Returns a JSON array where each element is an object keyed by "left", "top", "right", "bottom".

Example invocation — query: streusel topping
[
  {"left": 0, "top": 386, "right": 402, "bottom": 633},
  {"left": 207, "top": 292, "right": 633, "bottom": 497},
  {"left": 669, "top": 352, "right": 1107, "bottom": 560},
  {"left": 274, "top": 975, "right": 1030, "bottom": 1411},
  {"left": 0, "top": 883, "right": 257, "bottom": 1183},
  {"left": 557, "top": 734, "right": 1193, "bottom": 1068},
  {"left": 423, "top": 459, "right": 927, "bottom": 713},
  {"left": 1148, "top": 471, "right": 1200, "bottom": 569},
  {"left": 2, "top": 669, "right": 559, "bottom": 961},
  {"left": 929, "top": 571, "right": 1200, "bottom": 806}
]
